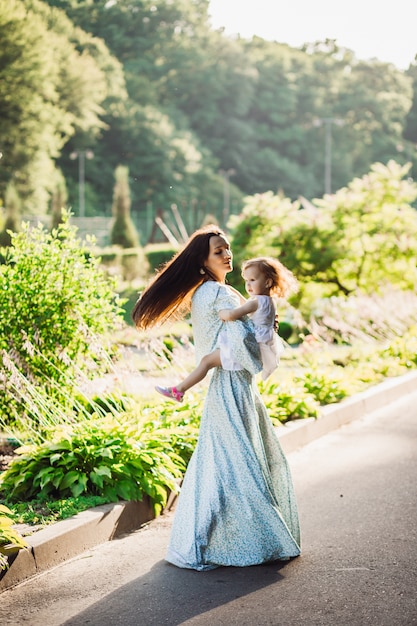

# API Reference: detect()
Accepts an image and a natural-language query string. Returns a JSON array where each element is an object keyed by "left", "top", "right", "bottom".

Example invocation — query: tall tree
[
  {"left": 0, "top": 0, "right": 126, "bottom": 213},
  {"left": 8, "top": 0, "right": 417, "bottom": 218}
]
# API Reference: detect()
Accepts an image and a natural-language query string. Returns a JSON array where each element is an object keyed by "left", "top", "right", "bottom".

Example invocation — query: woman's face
[{"left": 204, "top": 235, "right": 233, "bottom": 282}]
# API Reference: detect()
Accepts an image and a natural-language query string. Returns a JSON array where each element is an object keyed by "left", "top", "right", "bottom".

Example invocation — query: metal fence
[{"left": 22, "top": 198, "right": 241, "bottom": 248}]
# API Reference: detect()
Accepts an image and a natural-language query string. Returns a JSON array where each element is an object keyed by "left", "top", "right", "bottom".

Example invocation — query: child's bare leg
[{"left": 176, "top": 349, "right": 221, "bottom": 393}]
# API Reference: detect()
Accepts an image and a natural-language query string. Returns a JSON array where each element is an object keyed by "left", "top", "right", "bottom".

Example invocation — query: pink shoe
[{"left": 155, "top": 385, "right": 184, "bottom": 402}]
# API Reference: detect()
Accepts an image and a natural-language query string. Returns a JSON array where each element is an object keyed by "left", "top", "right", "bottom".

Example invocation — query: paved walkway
[
  {"left": 1, "top": 387, "right": 416, "bottom": 625},
  {"left": 1, "top": 370, "right": 417, "bottom": 595}
]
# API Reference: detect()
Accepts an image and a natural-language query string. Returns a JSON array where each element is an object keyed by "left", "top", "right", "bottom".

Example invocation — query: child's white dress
[{"left": 218, "top": 294, "right": 284, "bottom": 381}]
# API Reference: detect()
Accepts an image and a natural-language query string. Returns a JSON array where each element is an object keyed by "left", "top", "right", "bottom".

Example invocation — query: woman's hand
[{"left": 274, "top": 314, "right": 279, "bottom": 334}]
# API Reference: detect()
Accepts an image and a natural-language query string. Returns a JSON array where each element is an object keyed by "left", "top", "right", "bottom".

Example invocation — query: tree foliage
[
  {"left": 0, "top": 0, "right": 126, "bottom": 212},
  {"left": 1, "top": 0, "right": 416, "bottom": 225},
  {"left": 229, "top": 161, "right": 417, "bottom": 304},
  {"left": 313, "top": 160, "right": 417, "bottom": 294}
]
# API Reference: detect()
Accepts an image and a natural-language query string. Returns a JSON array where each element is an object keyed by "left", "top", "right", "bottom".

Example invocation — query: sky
[{"left": 208, "top": 0, "right": 417, "bottom": 70}]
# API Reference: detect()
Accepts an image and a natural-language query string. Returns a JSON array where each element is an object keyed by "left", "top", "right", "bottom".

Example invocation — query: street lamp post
[
  {"left": 324, "top": 119, "right": 332, "bottom": 195},
  {"left": 219, "top": 168, "right": 235, "bottom": 225},
  {"left": 70, "top": 150, "right": 93, "bottom": 218},
  {"left": 314, "top": 118, "right": 343, "bottom": 195}
]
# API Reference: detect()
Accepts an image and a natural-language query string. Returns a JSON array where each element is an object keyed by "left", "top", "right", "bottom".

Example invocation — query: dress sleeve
[{"left": 214, "top": 286, "right": 262, "bottom": 376}]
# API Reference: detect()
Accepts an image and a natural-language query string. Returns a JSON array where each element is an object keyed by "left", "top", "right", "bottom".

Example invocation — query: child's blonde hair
[{"left": 241, "top": 257, "right": 298, "bottom": 299}]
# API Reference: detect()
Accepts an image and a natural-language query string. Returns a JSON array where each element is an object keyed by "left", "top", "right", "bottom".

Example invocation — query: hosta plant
[
  {"left": 0, "top": 416, "right": 185, "bottom": 515},
  {"left": 0, "top": 504, "right": 27, "bottom": 571},
  {"left": 294, "top": 371, "right": 348, "bottom": 405},
  {"left": 259, "top": 380, "right": 320, "bottom": 424}
]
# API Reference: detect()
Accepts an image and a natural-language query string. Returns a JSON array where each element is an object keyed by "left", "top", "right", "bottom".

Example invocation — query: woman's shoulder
[
  {"left": 193, "top": 281, "right": 238, "bottom": 310},
  {"left": 192, "top": 280, "right": 220, "bottom": 302},
  {"left": 194, "top": 280, "right": 219, "bottom": 294}
]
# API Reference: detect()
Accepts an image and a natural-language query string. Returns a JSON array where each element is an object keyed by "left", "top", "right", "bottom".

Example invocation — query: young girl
[{"left": 156, "top": 256, "right": 298, "bottom": 402}]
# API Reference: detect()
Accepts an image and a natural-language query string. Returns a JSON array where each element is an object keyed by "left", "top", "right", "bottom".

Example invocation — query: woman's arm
[{"left": 219, "top": 298, "right": 258, "bottom": 321}]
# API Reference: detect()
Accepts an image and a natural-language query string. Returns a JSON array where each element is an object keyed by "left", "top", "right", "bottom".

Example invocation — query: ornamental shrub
[
  {"left": 145, "top": 244, "right": 178, "bottom": 273},
  {"left": 277, "top": 321, "right": 293, "bottom": 342},
  {"left": 0, "top": 504, "right": 27, "bottom": 571},
  {"left": 0, "top": 415, "right": 184, "bottom": 515},
  {"left": 0, "top": 213, "right": 124, "bottom": 423},
  {"left": 110, "top": 165, "right": 140, "bottom": 248}
]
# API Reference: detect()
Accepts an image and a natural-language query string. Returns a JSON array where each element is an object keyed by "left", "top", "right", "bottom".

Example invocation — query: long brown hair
[{"left": 132, "top": 225, "right": 226, "bottom": 329}]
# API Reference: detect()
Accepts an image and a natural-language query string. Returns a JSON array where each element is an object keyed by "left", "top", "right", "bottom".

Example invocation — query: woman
[
  {"left": 154, "top": 255, "right": 297, "bottom": 402},
  {"left": 132, "top": 225, "right": 301, "bottom": 570}
]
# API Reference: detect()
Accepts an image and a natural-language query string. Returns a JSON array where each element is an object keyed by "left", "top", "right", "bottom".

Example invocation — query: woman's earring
[{"left": 199, "top": 268, "right": 206, "bottom": 275}]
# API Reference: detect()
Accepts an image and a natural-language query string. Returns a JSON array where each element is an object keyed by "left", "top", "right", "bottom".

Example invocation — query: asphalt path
[{"left": 1, "top": 391, "right": 417, "bottom": 626}]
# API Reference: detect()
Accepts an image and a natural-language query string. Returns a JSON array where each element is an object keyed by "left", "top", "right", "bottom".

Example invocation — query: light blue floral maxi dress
[{"left": 165, "top": 281, "right": 301, "bottom": 570}]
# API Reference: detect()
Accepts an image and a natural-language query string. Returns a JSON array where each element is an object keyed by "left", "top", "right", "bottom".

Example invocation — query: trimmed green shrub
[
  {"left": 95, "top": 246, "right": 149, "bottom": 281},
  {"left": 0, "top": 183, "right": 21, "bottom": 248},
  {"left": 278, "top": 321, "right": 293, "bottom": 341},
  {"left": 110, "top": 165, "right": 140, "bottom": 249},
  {"left": 145, "top": 244, "right": 177, "bottom": 273}
]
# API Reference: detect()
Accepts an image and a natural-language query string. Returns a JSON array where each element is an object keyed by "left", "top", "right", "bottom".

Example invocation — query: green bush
[
  {"left": 278, "top": 321, "right": 293, "bottom": 341},
  {"left": 95, "top": 246, "right": 149, "bottom": 281},
  {"left": 0, "top": 214, "right": 124, "bottom": 422},
  {"left": 294, "top": 371, "right": 348, "bottom": 405},
  {"left": 0, "top": 390, "right": 201, "bottom": 518},
  {"left": 228, "top": 163, "right": 417, "bottom": 305},
  {"left": 0, "top": 183, "right": 21, "bottom": 248},
  {"left": 145, "top": 243, "right": 177, "bottom": 272},
  {"left": 0, "top": 504, "right": 27, "bottom": 571},
  {"left": 0, "top": 415, "right": 184, "bottom": 515},
  {"left": 259, "top": 380, "right": 320, "bottom": 424},
  {"left": 111, "top": 217, "right": 139, "bottom": 248}
]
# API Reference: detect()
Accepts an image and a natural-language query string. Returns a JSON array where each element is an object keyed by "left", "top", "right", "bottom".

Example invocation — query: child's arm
[{"left": 219, "top": 298, "right": 258, "bottom": 321}]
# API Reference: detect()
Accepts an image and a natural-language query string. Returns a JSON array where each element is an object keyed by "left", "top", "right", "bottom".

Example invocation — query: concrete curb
[
  {"left": 0, "top": 498, "right": 158, "bottom": 592},
  {"left": 1, "top": 370, "right": 417, "bottom": 592},
  {"left": 277, "top": 369, "right": 417, "bottom": 454}
]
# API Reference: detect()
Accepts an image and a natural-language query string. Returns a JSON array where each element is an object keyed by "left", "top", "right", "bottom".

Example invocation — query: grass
[{"left": 3, "top": 495, "right": 111, "bottom": 530}]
